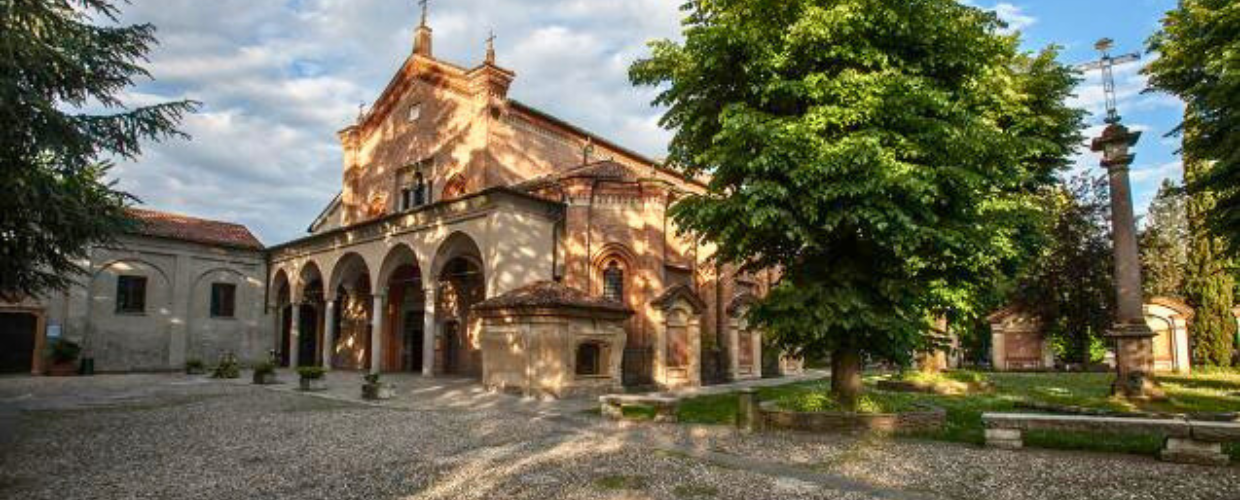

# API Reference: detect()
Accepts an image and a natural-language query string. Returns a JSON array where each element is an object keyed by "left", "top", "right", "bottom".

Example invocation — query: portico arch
[
  {"left": 431, "top": 232, "right": 485, "bottom": 376},
  {"left": 327, "top": 253, "right": 374, "bottom": 370},
  {"left": 294, "top": 262, "right": 325, "bottom": 368},
  {"left": 378, "top": 244, "right": 427, "bottom": 372}
]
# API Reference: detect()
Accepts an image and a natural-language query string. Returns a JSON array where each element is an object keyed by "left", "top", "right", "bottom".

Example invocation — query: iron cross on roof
[
  {"left": 1075, "top": 38, "right": 1141, "bottom": 125},
  {"left": 418, "top": 0, "right": 429, "bottom": 26}
]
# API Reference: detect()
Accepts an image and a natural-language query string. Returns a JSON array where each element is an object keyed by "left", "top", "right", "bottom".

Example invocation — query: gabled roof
[
  {"left": 308, "top": 192, "right": 342, "bottom": 233},
  {"left": 986, "top": 305, "right": 1035, "bottom": 323},
  {"left": 513, "top": 160, "right": 644, "bottom": 192},
  {"left": 651, "top": 284, "right": 707, "bottom": 313},
  {"left": 126, "top": 208, "right": 263, "bottom": 250}
]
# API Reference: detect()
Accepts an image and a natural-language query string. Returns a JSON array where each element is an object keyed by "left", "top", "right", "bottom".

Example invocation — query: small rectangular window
[
  {"left": 211, "top": 283, "right": 237, "bottom": 318},
  {"left": 576, "top": 343, "right": 603, "bottom": 376},
  {"left": 116, "top": 275, "right": 147, "bottom": 314}
]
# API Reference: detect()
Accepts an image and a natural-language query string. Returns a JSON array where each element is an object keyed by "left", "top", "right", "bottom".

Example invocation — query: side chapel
[{"left": 266, "top": 5, "right": 796, "bottom": 396}]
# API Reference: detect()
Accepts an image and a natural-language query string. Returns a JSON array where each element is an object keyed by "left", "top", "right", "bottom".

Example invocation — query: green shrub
[
  {"left": 185, "top": 359, "right": 205, "bottom": 372},
  {"left": 252, "top": 361, "right": 276, "bottom": 376},
  {"left": 298, "top": 366, "right": 325, "bottom": 380},
  {"left": 47, "top": 339, "right": 82, "bottom": 363},
  {"left": 211, "top": 352, "right": 241, "bottom": 379}
]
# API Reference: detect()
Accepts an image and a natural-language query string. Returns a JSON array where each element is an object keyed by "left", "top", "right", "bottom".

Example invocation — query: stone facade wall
[
  {"left": 480, "top": 312, "right": 626, "bottom": 398},
  {"left": 8, "top": 235, "right": 269, "bottom": 373}
]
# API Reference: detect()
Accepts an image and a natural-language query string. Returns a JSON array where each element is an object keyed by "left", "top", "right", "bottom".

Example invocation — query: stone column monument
[{"left": 1092, "top": 123, "right": 1162, "bottom": 399}]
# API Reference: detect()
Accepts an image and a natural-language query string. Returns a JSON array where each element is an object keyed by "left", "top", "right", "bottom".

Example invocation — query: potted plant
[
  {"left": 298, "top": 366, "right": 327, "bottom": 391},
  {"left": 185, "top": 358, "right": 206, "bottom": 375},
  {"left": 361, "top": 372, "right": 394, "bottom": 400},
  {"left": 46, "top": 339, "right": 82, "bottom": 376},
  {"left": 211, "top": 352, "right": 241, "bottom": 379},
  {"left": 252, "top": 361, "right": 278, "bottom": 385}
]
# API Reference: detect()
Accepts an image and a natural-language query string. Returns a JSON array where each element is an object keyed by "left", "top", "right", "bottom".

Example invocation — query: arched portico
[
  {"left": 431, "top": 232, "right": 485, "bottom": 377},
  {"left": 293, "top": 262, "right": 325, "bottom": 368},
  {"left": 377, "top": 244, "right": 428, "bottom": 373},
  {"left": 327, "top": 253, "right": 374, "bottom": 371}
]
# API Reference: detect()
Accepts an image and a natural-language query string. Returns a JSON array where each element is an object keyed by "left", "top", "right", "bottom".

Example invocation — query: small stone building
[
  {"left": 988, "top": 296, "right": 1193, "bottom": 373},
  {"left": 475, "top": 281, "right": 630, "bottom": 398},
  {"left": 0, "top": 208, "right": 268, "bottom": 374}
]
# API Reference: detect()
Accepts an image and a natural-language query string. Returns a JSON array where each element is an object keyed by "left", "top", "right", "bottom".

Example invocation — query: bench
[
  {"left": 599, "top": 394, "right": 679, "bottom": 423},
  {"left": 982, "top": 413, "right": 1240, "bottom": 466}
]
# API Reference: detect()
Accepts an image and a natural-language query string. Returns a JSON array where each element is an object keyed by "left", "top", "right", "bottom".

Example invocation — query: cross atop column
[
  {"left": 1075, "top": 38, "right": 1140, "bottom": 125},
  {"left": 418, "top": 0, "right": 429, "bottom": 27}
]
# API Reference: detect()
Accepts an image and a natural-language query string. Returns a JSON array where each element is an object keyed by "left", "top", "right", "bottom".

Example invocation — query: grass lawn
[{"left": 677, "top": 369, "right": 1240, "bottom": 459}]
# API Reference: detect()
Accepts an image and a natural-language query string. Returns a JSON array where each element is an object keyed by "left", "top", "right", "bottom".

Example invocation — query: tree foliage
[
  {"left": 1139, "top": 179, "right": 1189, "bottom": 298},
  {"left": 1015, "top": 174, "right": 1114, "bottom": 365},
  {"left": 0, "top": 0, "right": 197, "bottom": 299},
  {"left": 1145, "top": 0, "right": 1240, "bottom": 253},
  {"left": 1184, "top": 154, "right": 1236, "bottom": 366},
  {"left": 631, "top": 0, "right": 1083, "bottom": 402}
]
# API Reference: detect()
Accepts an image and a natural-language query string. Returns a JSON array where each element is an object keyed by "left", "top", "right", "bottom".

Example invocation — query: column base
[
  {"left": 1110, "top": 371, "right": 1167, "bottom": 401},
  {"left": 1108, "top": 322, "right": 1166, "bottom": 401}
]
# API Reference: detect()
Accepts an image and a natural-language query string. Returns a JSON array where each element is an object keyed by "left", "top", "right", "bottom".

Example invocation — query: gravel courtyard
[{"left": 1, "top": 374, "right": 1238, "bottom": 500}]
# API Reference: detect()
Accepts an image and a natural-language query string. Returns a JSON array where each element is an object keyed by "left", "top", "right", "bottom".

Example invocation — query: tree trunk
[{"left": 831, "top": 346, "right": 862, "bottom": 408}]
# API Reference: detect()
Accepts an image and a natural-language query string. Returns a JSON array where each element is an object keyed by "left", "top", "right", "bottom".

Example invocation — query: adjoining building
[
  {"left": 0, "top": 208, "right": 267, "bottom": 374},
  {"left": 987, "top": 297, "right": 1194, "bottom": 373}
]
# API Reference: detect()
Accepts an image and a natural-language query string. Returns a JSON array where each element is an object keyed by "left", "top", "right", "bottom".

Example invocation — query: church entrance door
[
  {"left": 0, "top": 312, "right": 36, "bottom": 374},
  {"left": 297, "top": 303, "right": 319, "bottom": 367}
]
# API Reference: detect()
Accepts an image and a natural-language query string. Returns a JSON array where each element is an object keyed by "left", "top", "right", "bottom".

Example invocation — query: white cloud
[
  {"left": 993, "top": 3, "right": 1036, "bottom": 32},
  {"left": 961, "top": 1, "right": 1036, "bottom": 33},
  {"left": 1131, "top": 160, "right": 1183, "bottom": 183},
  {"left": 105, "top": 0, "right": 684, "bottom": 243}
]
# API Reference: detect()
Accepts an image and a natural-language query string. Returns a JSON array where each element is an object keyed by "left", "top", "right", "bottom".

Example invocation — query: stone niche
[
  {"left": 650, "top": 285, "right": 706, "bottom": 390},
  {"left": 988, "top": 307, "right": 1054, "bottom": 371},
  {"left": 474, "top": 281, "right": 631, "bottom": 399},
  {"left": 1144, "top": 297, "right": 1192, "bottom": 374}
]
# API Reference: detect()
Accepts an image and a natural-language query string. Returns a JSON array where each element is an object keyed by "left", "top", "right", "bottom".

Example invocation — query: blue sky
[{"left": 107, "top": 0, "right": 1185, "bottom": 244}]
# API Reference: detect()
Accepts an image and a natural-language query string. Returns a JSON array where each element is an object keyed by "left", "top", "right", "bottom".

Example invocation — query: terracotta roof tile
[
  {"left": 125, "top": 208, "right": 263, "bottom": 250},
  {"left": 473, "top": 280, "right": 631, "bottom": 314}
]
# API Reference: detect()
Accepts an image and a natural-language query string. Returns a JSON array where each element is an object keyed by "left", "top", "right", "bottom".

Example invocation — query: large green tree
[
  {"left": 631, "top": 0, "right": 1083, "bottom": 404},
  {"left": 1016, "top": 174, "right": 1114, "bottom": 365},
  {"left": 1184, "top": 153, "right": 1236, "bottom": 366},
  {"left": 0, "top": 0, "right": 196, "bottom": 299},
  {"left": 1139, "top": 179, "right": 1189, "bottom": 298},
  {"left": 1145, "top": 1, "right": 1240, "bottom": 251}
]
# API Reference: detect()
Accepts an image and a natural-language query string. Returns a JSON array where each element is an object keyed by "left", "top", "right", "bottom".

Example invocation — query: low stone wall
[{"left": 757, "top": 401, "right": 945, "bottom": 434}]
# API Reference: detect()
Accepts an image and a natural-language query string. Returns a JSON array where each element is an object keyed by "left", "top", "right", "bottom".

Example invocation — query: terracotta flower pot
[
  {"left": 300, "top": 377, "right": 327, "bottom": 392},
  {"left": 48, "top": 361, "right": 77, "bottom": 377},
  {"left": 362, "top": 383, "right": 394, "bottom": 400}
]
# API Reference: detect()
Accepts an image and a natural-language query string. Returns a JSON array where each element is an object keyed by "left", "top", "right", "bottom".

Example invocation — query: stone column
[
  {"left": 371, "top": 292, "right": 386, "bottom": 375},
  {"left": 1092, "top": 123, "right": 1161, "bottom": 399},
  {"left": 322, "top": 298, "right": 336, "bottom": 370},
  {"left": 288, "top": 302, "right": 301, "bottom": 368},
  {"left": 422, "top": 287, "right": 437, "bottom": 376}
]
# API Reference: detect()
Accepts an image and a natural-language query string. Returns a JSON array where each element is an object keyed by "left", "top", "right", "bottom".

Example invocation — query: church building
[{"left": 265, "top": 6, "right": 792, "bottom": 396}]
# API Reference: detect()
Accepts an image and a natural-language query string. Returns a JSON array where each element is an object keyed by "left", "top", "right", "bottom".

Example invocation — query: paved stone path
[{"left": 0, "top": 373, "right": 1236, "bottom": 500}]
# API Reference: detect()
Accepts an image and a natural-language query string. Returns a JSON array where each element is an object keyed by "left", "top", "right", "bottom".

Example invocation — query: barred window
[
  {"left": 603, "top": 261, "right": 624, "bottom": 302},
  {"left": 210, "top": 283, "right": 237, "bottom": 318},
  {"left": 576, "top": 342, "right": 603, "bottom": 376},
  {"left": 116, "top": 276, "right": 147, "bottom": 314}
]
